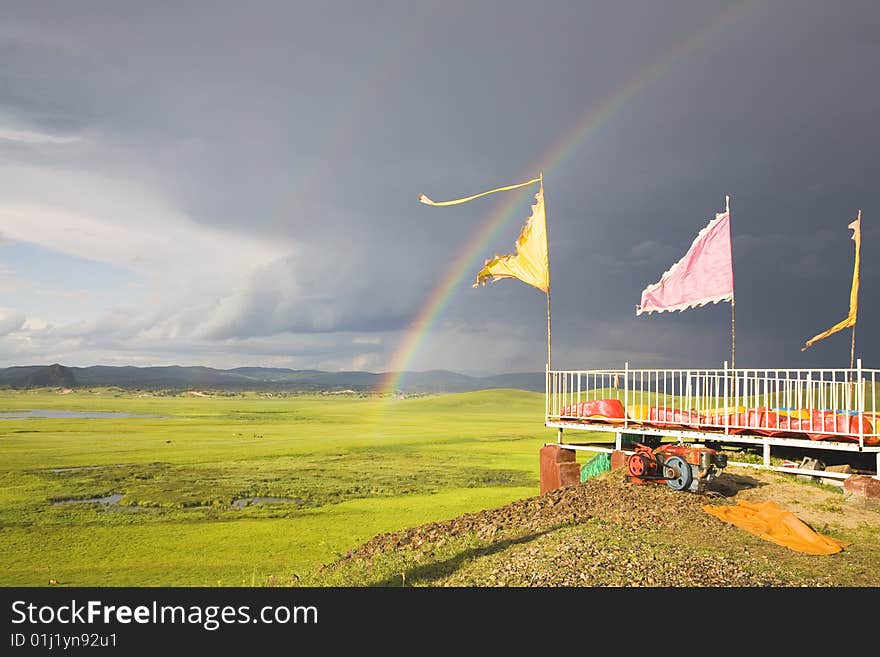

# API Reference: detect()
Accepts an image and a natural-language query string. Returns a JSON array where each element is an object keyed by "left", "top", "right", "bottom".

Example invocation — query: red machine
[{"left": 626, "top": 443, "right": 727, "bottom": 493}]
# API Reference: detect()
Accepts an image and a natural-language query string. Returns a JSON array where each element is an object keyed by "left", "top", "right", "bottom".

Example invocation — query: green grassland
[{"left": 0, "top": 388, "right": 595, "bottom": 586}]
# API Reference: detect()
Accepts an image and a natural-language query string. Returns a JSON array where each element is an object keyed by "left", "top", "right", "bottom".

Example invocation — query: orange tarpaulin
[{"left": 703, "top": 500, "right": 850, "bottom": 555}]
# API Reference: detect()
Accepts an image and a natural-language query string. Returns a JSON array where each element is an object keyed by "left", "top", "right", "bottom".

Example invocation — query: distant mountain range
[{"left": 0, "top": 364, "right": 545, "bottom": 394}]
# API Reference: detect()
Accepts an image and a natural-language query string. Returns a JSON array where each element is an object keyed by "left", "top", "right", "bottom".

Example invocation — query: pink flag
[{"left": 636, "top": 210, "right": 734, "bottom": 315}]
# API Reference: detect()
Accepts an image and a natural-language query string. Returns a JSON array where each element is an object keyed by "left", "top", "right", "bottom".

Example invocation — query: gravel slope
[{"left": 310, "top": 468, "right": 879, "bottom": 587}]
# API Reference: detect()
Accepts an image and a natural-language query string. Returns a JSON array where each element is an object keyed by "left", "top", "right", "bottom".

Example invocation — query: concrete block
[
  {"left": 825, "top": 464, "right": 853, "bottom": 474},
  {"left": 540, "top": 459, "right": 560, "bottom": 495},
  {"left": 797, "top": 456, "right": 825, "bottom": 483},
  {"left": 558, "top": 462, "right": 581, "bottom": 488},
  {"left": 610, "top": 450, "right": 629, "bottom": 471},
  {"left": 540, "top": 445, "right": 577, "bottom": 493},
  {"left": 843, "top": 475, "right": 880, "bottom": 499},
  {"left": 552, "top": 445, "right": 577, "bottom": 463},
  {"left": 800, "top": 456, "right": 821, "bottom": 468},
  {"left": 540, "top": 445, "right": 570, "bottom": 493}
]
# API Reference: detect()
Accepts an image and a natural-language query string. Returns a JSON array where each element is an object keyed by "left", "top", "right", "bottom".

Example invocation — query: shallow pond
[
  {"left": 231, "top": 497, "right": 302, "bottom": 509},
  {"left": 53, "top": 493, "right": 125, "bottom": 506}
]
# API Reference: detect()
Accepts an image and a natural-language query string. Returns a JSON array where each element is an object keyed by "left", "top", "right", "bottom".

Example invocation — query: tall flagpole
[
  {"left": 850, "top": 208, "right": 861, "bottom": 370},
  {"left": 728, "top": 194, "right": 735, "bottom": 370},
  {"left": 850, "top": 322, "right": 856, "bottom": 370},
  {"left": 542, "top": 171, "right": 552, "bottom": 370}
]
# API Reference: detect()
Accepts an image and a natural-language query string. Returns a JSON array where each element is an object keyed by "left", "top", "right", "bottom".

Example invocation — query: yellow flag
[
  {"left": 802, "top": 213, "right": 861, "bottom": 351},
  {"left": 419, "top": 177, "right": 541, "bottom": 206},
  {"left": 473, "top": 184, "right": 549, "bottom": 293}
]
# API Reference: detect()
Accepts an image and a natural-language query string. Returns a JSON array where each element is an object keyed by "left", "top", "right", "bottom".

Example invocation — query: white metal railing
[{"left": 545, "top": 360, "right": 879, "bottom": 449}]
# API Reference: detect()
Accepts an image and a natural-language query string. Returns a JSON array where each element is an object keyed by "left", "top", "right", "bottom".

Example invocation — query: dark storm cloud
[{"left": 0, "top": 0, "right": 877, "bottom": 371}]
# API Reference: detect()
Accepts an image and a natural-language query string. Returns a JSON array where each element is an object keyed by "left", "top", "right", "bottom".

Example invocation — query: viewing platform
[{"left": 545, "top": 361, "right": 880, "bottom": 480}]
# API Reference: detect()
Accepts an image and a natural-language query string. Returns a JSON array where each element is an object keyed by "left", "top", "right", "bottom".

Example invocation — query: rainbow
[{"left": 380, "top": 1, "right": 758, "bottom": 396}]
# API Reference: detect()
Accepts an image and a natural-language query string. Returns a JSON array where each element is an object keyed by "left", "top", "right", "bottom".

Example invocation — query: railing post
[
  {"left": 624, "top": 362, "right": 629, "bottom": 429},
  {"left": 804, "top": 371, "right": 811, "bottom": 429},
  {"left": 858, "top": 358, "right": 864, "bottom": 449},
  {"left": 724, "top": 360, "right": 729, "bottom": 435},
  {"left": 545, "top": 364, "right": 549, "bottom": 423}
]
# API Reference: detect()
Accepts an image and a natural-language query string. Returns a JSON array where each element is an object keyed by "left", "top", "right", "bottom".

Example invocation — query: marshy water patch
[
  {"left": 52, "top": 465, "right": 113, "bottom": 474},
  {"left": 53, "top": 493, "right": 124, "bottom": 506},
  {"left": 0, "top": 410, "right": 164, "bottom": 419},
  {"left": 232, "top": 497, "right": 302, "bottom": 509}
]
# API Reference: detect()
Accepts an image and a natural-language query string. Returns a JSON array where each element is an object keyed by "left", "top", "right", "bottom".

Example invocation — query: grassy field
[{"left": 0, "top": 388, "right": 594, "bottom": 586}]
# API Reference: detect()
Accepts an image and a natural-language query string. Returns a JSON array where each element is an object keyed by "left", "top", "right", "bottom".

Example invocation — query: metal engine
[{"left": 626, "top": 443, "right": 727, "bottom": 493}]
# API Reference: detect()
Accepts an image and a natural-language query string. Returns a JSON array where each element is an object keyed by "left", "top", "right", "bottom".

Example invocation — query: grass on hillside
[
  {"left": 4, "top": 386, "right": 870, "bottom": 587},
  {"left": 1, "top": 387, "right": 600, "bottom": 586}
]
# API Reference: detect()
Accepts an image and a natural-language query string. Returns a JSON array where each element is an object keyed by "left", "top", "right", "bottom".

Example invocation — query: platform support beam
[
  {"left": 875, "top": 452, "right": 880, "bottom": 481},
  {"left": 615, "top": 432, "right": 622, "bottom": 451},
  {"left": 763, "top": 442, "right": 771, "bottom": 467},
  {"left": 557, "top": 427, "right": 563, "bottom": 444}
]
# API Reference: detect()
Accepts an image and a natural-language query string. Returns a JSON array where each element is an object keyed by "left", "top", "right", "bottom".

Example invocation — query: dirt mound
[
  {"left": 439, "top": 523, "right": 786, "bottom": 587},
  {"left": 353, "top": 474, "right": 724, "bottom": 561},
  {"left": 311, "top": 467, "right": 880, "bottom": 587}
]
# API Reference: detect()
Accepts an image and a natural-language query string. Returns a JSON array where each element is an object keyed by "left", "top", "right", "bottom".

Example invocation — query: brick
[
  {"left": 539, "top": 445, "right": 578, "bottom": 493},
  {"left": 610, "top": 450, "right": 629, "bottom": 471},
  {"left": 558, "top": 462, "right": 581, "bottom": 488},
  {"left": 843, "top": 475, "right": 880, "bottom": 499},
  {"left": 540, "top": 446, "right": 562, "bottom": 494},
  {"left": 540, "top": 445, "right": 577, "bottom": 494},
  {"left": 545, "top": 444, "right": 576, "bottom": 463},
  {"left": 539, "top": 461, "right": 559, "bottom": 494}
]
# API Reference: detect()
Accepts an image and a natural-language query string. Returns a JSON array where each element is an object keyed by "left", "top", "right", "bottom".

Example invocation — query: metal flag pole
[
  {"left": 851, "top": 320, "right": 857, "bottom": 370},
  {"left": 542, "top": 171, "right": 552, "bottom": 370},
  {"left": 850, "top": 209, "right": 861, "bottom": 370},
  {"left": 728, "top": 194, "right": 736, "bottom": 370}
]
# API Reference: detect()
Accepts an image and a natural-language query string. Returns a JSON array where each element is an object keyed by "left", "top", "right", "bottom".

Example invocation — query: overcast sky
[{"left": 0, "top": 0, "right": 877, "bottom": 375}]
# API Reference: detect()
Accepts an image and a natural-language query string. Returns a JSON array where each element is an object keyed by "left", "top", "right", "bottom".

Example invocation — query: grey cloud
[
  {"left": 0, "top": 0, "right": 877, "bottom": 372},
  {"left": 0, "top": 311, "right": 26, "bottom": 336}
]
